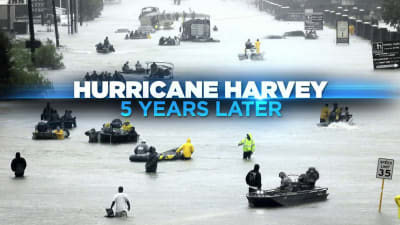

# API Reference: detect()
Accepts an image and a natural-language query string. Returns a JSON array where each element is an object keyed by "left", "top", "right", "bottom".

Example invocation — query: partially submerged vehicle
[
  {"left": 96, "top": 43, "right": 115, "bottom": 54},
  {"left": 115, "top": 28, "right": 130, "bottom": 33},
  {"left": 159, "top": 36, "right": 180, "bottom": 46},
  {"left": 283, "top": 30, "right": 305, "bottom": 37},
  {"left": 265, "top": 35, "right": 285, "bottom": 39},
  {"left": 181, "top": 19, "right": 220, "bottom": 43},
  {"left": 139, "top": 7, "right": 174, "bottom": 30},
  {"left": 247, "top": 187, "right": 329, "bottom": 207}
]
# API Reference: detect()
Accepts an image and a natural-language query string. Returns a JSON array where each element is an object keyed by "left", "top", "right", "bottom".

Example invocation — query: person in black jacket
[
  {"left": 145, "top": 146, "right": 158, "bottom": 173},
  {"left": 11, "top": 152, "right": 27, "bottom": 178},
  {"left": 246, "top": 164, "right": 262, "bottom": 193}
]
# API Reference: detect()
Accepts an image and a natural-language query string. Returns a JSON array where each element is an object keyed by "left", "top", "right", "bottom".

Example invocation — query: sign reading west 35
[{"left": 376, "top": 158, "right": 394, "bottom": 180}]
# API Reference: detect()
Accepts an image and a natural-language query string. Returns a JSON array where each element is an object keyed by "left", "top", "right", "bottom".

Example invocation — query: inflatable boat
[
  {"left": 32, "top": 129, "right": 70, "bottom": 140},
  {"left": 246, "top": 187, "right": 329, "bottom": 207},
  {"left": 129, "top": 148, "right": 179, "bottom": 162},
  {"left": 99, "top": 129, "right": 139, "bottom": 144}
]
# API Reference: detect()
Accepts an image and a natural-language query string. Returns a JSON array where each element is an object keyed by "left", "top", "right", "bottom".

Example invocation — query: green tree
[
  {"left": 81, "top": 0, "right": 104, "bottom": 21},
  {"left": 0, "top": 32, "right": 11, "bottom": 84},
  {"left": 382, "top": 0, "right": 400, "bottom": 31},
  {"left": 34, "top": 39, "right": 64, "bottom": 69}
]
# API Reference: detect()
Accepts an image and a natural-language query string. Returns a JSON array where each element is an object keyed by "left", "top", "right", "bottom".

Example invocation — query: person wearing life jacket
[
  {"left": 238, "top": 133, "right": 255, "bottom": 160},
  {"left": 11, "top": 152, "right": 27, "bottom": 178},
  {"left": 395, "top": 195, "right": 400, "bottom": 219},
  {"left": 335, "top": 106, "right": 342, "bottom": 122},
  {"left": 176, "top": 138, "right": 194, "bottom": 160},
  {"left": 279, "top": 172, "right": 293, "bottom": 192},
  {"left": 145, "top": 146, "right": 158, "bottom": 173},
  {"left": 53, "top": 126, "right": 65, "bottom": 140},
  {"left": 255, "top": 39, "right": 261, "bottom": 54},
  {"left": 329, "top": 103, "right": 338, "bottom": 122},
  {"left": 246, "top": 164, "right": 262, "bottom": 193},
  {"left": 121, "top": 120, "right": 133, "bottom": 133},
  {"left": 320, "top": 104, "right": 329, "bottom": 123}
]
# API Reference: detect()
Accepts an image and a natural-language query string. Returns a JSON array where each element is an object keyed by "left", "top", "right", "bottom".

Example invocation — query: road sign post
[{"left": 376, "top": 158, "right": 394, "bottom": 213}]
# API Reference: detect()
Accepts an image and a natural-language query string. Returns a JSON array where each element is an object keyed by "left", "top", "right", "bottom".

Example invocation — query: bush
[
  {"left": 34, "top": 39, "right": 64, "bottom": 70},
  {"left": 7, "top": 40, "right": 52, "bottom": 88}
]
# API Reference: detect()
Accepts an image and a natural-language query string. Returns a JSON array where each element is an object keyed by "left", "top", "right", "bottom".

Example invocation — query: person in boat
[
  {"left": 90, "top": 71, "right": 98, "bottom": 81},
  {"left": 279, "top": 172, "right": 293, "bottom": 192},
  {"left": 343, "top": 107, "right": 352, "bottom": 122},
  {"left": 145, "top": 146, "right": 158, "bottom": 173},
  {"left": 104, "top": 36, "right": 110, "bottom": 47},
  {"left": 329, "top": 103, "right": 338, "bottom": 122},
  {"left": 41, "top": 102, "right": 53, "bottom": 121},
  {"left": 47, "top": 109, "right": 60, "bottom": 128},
  {"left": 121, "top": 120, "right": 133, "bottom": 133},
  {"left": 255, "top": 39, "right": 261, "bottom": 54},
  {"left": 122, "top": 61, "right": 130, "bottom": 73},
  {"left": 245, "top": 39, "right": 254, "bottom": 56},
  {"left": 62, "top": 110, "right": 76, "bottom": 127},
  {"left": 238, "top": 133, "right": 255, "bottom": 160},
  {"left": 110, "top": 186, "right": 131, "bottom": 218},
  {"left": 53, "top": 126, "right": 65, "bottom": 140},
  {"left": 320, "top": 104, "right": 330, "bottom": 123},
  {"left": 298, "top": 167, "right": 319, "bottom": 190},
  {"left": 85, "top": 128, "right": 99, "bottom": 143},
  {"left": 159, "top": 37, "right": 165, "bottom": 45},
  {"left": 112, "top": 71, "right": 125, "bottom": 82},
  {"left": 11, "top": 152, "right": 27, "bottom": 178},
  {"left": 150, "top": 62, "right": 158, "bottom": 75},
  {"left": 84, "top": 72, "right": 91, "bottom": 81},
  {"left": 96, "top": 42, "right": 103, "bottom": 50},
  {"left": 176, "top": 138, "right": 194, "bottom": 160},
  {"left": 246, "top": 164, "right": 262, "bottom": 193},
  {"left": 134, "top": 141, "right": 150, "bottom": 154},
  {"left": 135, "top": 61, "right": 144, "bottom": 72}
]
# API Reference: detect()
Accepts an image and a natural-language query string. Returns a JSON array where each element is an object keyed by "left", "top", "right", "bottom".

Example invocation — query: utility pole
[
  {"left": 52, "top": 0, "right": 60, "bottom": 47},
  {"left": 73, "top": 0, "right": 77, "bottom": 33},
  {"left": 69, "top": 0, "right": 74, "bottom": 34},
  {"left": 79, "top": 0, "right": 83, "bottom": 26},
  {"left": 27, "top": 0, "right": 36, "bottom": 62},
  {"left": 67, "top": 0, "right": 70, "bottom": 34}
]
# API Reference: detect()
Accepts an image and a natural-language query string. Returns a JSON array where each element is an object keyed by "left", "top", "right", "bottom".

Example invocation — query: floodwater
[
  {"left": 0, "top": 100, "right": 399, "bottom": 225},
  {"left": 2, "top": 0, "right": 400, "bottom": 224}
]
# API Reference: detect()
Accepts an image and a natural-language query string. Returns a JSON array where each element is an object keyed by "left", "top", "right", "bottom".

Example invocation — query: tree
[
  {"left": 0, "top": 32, "right": 11, "bottom": 84},
  {"left": 80, "top": 0, "right": 104, "bottom": 21},
  {"left": 382, "top": 0, "right": 400, "bottom": 31}
]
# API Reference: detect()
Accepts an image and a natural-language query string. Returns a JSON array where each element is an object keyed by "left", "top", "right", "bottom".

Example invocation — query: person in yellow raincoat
[
  {"left": 320, "top": 104, "right": 329, "bottom": 123},
  {"left": 255, "top": 39, "right": 261, "bottom": 54},
  {"left": 121, "top": 120, "right": 133, "bottom": 132},
  {"left": 238, "top": 133, "right": 255, "bottom": 160},
  {"left": 395, "top": 195, "right": 400, "bottom": 219},
  {"left": 53, "top": 127, "right": 64, "bottom": 140},
  {"left": 176, "top": 138, "right": 194, "bottom": 160}
]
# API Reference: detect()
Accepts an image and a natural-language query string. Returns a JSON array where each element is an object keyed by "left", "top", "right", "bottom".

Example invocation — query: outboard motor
[
  {"left": 37, "top": 122, "right": 49, "bottom": 132},
  {"left": 134, "top": 141, "right": 150, "bottom": 154}
]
